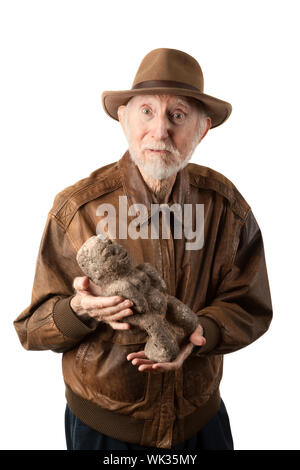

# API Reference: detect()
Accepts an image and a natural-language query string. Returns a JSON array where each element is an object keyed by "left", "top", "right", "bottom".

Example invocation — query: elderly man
[{"left": 14, "top": 48, "right": 273, "bottom": 451}]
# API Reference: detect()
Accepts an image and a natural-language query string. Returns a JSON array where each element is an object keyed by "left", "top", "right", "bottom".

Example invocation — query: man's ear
[
  {"left": 117, "top": 105, "right": 127, "bottom": 133},
  {"left": 199, "top": 117, "right": 212, "bottom": 143}
]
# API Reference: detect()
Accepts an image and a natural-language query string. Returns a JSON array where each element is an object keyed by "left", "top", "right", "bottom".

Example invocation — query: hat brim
[{"left": 102, "top": 87, "right": 232, "bottom": 129}]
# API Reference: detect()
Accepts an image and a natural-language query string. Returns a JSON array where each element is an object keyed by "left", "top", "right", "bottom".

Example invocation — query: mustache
[{"left": 141, "top": 142, "right": 179, "bottom": 153}]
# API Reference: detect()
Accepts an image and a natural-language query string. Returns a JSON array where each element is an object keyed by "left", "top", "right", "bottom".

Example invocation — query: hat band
[{"left": 132, "top": 80, "right": 200, "bottom": 92}]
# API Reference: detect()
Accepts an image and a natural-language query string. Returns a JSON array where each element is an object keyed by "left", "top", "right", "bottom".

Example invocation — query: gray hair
[{"left": 194, "top": 102, "right": 209, "bottom": 139}]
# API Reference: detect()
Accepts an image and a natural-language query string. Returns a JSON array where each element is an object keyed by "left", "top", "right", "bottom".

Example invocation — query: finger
[
  {"left": 190, "top": 333, "right": 206, "bottom": 347},
  {"left": 131, "top": 358, "right": 156, "bottom": 366},
  {"left": 189, "top": 324, "right": 205, "bottom": 344},
  {"left": 104, "top": 320, "right": 131, "bottom": 330},
  {"left": 98, "top": 300, "right": 133, "bottom": 318},
  {"left": 103, "top": 311, "right": 132, "bottom": 322},
  {"left": 127, "top": 351, "right": 147, "bottom": 361},
  {"left": 137, "top": 343, "right": 196, "bottom": 373},
  {"left": 103, "top": 309, "right": 133, "bottom": 323},
  {"left": 151, "top": 363, "right": 171, "bottom": 372},
  {"left": 81, "top": 294, "right": 125, "bottom": 310},
  {"left": 73, "top": 276, "right": 89, "bottom": 292},
  {"left": 138, "top": 364, "right": 162, "bottom": 372}
]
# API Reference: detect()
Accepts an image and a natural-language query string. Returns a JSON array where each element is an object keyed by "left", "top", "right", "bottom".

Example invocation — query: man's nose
[{"left": 150, "top": 114, "right": 171, "bottom": 140}]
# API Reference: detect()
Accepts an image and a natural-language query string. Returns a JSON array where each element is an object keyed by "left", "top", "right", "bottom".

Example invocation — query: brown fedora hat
[{"left": 102, "top": 48, "right": 232, "bottom": 129}]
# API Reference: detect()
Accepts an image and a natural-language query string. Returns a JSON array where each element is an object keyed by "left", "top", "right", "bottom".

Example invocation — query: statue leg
[{"left": 167, "top": 295, "right": 199, "bottom": 336}]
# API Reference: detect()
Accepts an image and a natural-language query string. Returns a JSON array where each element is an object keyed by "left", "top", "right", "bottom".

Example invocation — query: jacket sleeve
[
  {"left": 13, "top": 212, "right": 97, "bottom": 353},
  {"left": 193, "top": 210, "right": 273, "bottom": 356}
]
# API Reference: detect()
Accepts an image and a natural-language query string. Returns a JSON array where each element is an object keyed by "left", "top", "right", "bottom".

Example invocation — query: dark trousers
[{"left": 65, "top": 399, "right": 234, "bottom": 450}]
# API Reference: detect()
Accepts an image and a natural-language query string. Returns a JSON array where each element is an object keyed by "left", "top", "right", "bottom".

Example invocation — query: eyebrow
[
  {"left": 173, "top": 98, "right": 191, "bottom": 109},
  {"left": 139, "top": 96, "right": 191, "bottom": 109}
]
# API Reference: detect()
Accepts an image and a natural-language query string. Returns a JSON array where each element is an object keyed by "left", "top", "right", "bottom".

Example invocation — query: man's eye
[
  {"left": 142, "top": 108, "right": 151, "bottom": 115},
  {"left": 172, "top": 112, "right": 185, "bottom": 121}
]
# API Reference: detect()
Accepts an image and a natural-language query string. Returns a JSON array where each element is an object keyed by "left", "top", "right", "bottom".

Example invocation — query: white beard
[{"left": 126, "top": 131, "right": 201, "bottom": 181}]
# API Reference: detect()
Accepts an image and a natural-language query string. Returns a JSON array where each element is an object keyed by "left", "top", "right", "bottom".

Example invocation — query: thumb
[
  {"left": 73, "top": 276, "right": 90, "bottom": 293},
  {"left": 189, "top": 327, "right": 206, "bottom": 346}
]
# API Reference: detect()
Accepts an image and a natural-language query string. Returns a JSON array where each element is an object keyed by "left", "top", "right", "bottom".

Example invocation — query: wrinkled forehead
[{"left": 128, "top": 94, "right": 197, "bottom": 108}]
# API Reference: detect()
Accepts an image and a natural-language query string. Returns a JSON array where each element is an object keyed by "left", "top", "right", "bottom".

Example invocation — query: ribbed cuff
[
  {"left": 192, "top": 316, "right": 221, "bottom": 355},
  {"left": 53, "top": 296, "right": 97, "bottom": 340}
]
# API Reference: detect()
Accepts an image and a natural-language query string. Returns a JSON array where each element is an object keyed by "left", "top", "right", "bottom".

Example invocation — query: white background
[{"left": 1, "top": 0, "right": 299, "bottom": 450}]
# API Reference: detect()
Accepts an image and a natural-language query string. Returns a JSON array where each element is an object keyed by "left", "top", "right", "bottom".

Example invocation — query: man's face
[{"left": 118, "top": 94, "right": 211, "bottom": 180}]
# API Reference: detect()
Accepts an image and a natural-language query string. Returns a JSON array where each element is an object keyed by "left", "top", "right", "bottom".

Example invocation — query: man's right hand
[{"left": 70, "top": 276, "right": 134, "bottom": 330}]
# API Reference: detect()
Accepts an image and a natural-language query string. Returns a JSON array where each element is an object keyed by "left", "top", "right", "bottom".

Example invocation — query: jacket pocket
[
  {"left": 78, "top": 335, "right": 148, "bottom": 404},
  {"left": 182, "top": 355, "right": 223, "bottom": 406}
]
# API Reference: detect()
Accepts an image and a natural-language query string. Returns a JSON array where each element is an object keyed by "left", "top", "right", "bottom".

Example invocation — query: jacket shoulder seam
[
  {"left": 49, "top": 162, "right": 122, "bottom": 229},
  {"left": 188, "top": 163, "right": 251, "bottom": 221}
]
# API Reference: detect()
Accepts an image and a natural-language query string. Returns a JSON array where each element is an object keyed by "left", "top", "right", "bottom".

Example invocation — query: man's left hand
[{"left": 127, "top": 324, "right": 206, "bottom": 372}]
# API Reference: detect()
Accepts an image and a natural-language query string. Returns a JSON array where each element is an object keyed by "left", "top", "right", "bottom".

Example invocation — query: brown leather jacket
[{"left": 14, "top": 150, "right": 273, "bottom": 449}]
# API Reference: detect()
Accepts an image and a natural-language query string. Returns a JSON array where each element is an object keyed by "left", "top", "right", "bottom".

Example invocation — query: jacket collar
[{"left": 118, "top": 150, "right": 191, "bottom": 225}]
